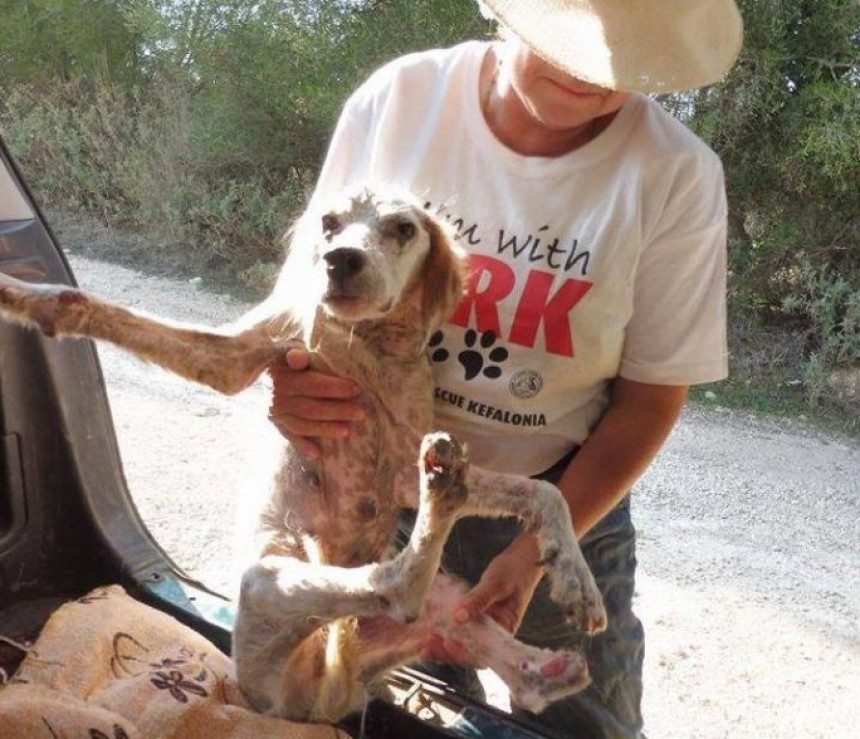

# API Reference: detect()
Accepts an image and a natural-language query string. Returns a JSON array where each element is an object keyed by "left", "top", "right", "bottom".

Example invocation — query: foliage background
[{"left": 0, "top": 0, "right": 857, "bottom": 423}]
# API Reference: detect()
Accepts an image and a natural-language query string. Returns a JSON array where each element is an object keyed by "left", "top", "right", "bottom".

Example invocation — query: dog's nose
[{"left": 323, "top": 248, "right": 366, "bottom": 282}]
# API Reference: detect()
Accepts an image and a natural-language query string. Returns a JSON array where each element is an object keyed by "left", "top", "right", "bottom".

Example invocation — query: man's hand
[
  {"left": 268, "top": 347, "right": 365, "bottom": 457},
  {"left": 420, "top": 533, "right": 545, "bottom": 666}
]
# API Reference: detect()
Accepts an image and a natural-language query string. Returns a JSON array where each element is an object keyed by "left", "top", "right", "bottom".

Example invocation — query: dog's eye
[
  {"left": 322, "top": 213, "right": 341, "bottom": 238},
  {"left": 395, "top": 220, "right": 416, "bottom": 243}
]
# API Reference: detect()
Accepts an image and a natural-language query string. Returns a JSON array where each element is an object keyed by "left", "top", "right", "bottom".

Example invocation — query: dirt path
[{"left": 66, "top": 252, "right": 859, "bottom": 739}]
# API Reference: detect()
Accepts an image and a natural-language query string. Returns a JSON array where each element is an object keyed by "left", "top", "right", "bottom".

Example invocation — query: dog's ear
[
  {"left": 261, "top": 211, "right": 325, "bottom": 343},
  {"left": 419, "top": 213, "right": 468, "bottom": 338}
]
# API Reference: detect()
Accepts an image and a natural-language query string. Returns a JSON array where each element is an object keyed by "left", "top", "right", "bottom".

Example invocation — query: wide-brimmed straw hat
[{"left": 480, "top": 0, "right": 744, "bottom": 93}]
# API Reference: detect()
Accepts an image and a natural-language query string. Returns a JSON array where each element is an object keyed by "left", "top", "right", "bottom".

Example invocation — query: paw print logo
[
  {"left": 429, "top": 331, "right": 449, "bottom": 362},
  {"left": 459, "top": 329, "right": 509, "bottom": 380},
  {"left": 429, "top": 329, "right": 510, "bottom": 381}
]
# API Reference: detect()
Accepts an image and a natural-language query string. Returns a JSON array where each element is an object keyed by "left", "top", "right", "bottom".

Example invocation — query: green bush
[
  {"left": 782, "top": 261, "right": 860, "bottom": 407},
  {"left": 2, "top": 78, "right": 301, "bottom": 278},
  {"left": 1, "top": 0, "right": 489, "bottom": 290},
  {"left": 2, "top": 82, "right": 138, "bottom": 217},
  {"left": 681, "top": 0, "right": 859, "bottom": 411}
]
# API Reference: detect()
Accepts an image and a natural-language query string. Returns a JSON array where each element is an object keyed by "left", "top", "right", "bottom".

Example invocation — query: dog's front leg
[
  {"left": 0, "top": 272, "right": 281, "bottom": 394},
  {"left": 461, "top": 467, "right": 607, "bottom": 635}
]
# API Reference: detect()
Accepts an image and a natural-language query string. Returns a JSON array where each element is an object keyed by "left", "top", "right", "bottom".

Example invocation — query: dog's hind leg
[
  {"left": 235, "top": 432, "right": 470, "bottom": 720},
  {"left": 460, "top": 467, "right": 607, "bottom": 635},
  {"left": 0, "top": 272, "right": 281, "bottom": 393},
  {"left": 233, "top": 555, "right": 395, "bottom": 717},
  {"left": 341, "top": 574, "right": 591, "bottom": 714}
]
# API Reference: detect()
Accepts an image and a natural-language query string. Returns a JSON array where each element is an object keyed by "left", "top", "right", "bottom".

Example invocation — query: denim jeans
[{"left": 399, "top": 458, "right": 645, "bottom": 739}]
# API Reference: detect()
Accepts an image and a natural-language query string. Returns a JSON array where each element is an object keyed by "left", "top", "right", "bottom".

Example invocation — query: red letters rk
[{"left": 449, "top": 255, "right": 592, "bottom": 357}]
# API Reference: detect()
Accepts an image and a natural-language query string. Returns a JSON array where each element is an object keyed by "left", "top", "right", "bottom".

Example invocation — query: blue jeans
[{"left": 399, "top": 459, "right": 644, "bottom": 738}]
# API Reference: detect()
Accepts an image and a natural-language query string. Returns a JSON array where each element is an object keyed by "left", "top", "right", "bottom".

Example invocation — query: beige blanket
[{"left": 0, "top": 585, "right": 348, "bottom": 739}]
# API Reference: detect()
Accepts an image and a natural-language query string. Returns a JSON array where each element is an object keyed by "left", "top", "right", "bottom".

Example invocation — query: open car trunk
[{"left": 0, "top": 134, "right": 594, "bottom": 739}]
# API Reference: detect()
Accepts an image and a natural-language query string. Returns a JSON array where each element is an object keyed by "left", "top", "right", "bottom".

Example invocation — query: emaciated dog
[{"left": 0, "top": 190, "right": 606, "bottom": 722}]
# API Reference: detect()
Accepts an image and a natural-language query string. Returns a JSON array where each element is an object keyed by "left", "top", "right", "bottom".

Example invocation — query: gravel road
[{"left": 66, "top": 252, "right": 859, "bottom": 739}]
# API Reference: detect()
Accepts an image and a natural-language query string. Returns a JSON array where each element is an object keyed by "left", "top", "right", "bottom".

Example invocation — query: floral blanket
[{"left": 0, "top": 585, "right": 347, "bottom": 739}]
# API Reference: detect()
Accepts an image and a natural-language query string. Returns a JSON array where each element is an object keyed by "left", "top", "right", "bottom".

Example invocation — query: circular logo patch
[{"left": 509, "top": 369, "right": 544, "bottom": 400}]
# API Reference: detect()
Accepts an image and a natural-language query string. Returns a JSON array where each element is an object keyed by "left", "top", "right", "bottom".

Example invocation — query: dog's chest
[{"left": 280, "top": 348, "right": 435, "bottom": 566}]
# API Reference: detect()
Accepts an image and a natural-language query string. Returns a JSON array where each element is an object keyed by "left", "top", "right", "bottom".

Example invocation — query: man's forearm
[
  {"left": 473, "top": 378, "right": 689, "bottom": 617},
  {"left": 558, "top": 377, "right": 688, "bottom": 537}
]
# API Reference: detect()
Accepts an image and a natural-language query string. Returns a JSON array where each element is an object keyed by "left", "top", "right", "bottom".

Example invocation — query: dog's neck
[{"left": 311, "top": 300, "right": 429, "bottom": 361}]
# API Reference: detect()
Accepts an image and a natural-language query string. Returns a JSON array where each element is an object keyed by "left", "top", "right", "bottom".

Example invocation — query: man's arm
[
  {"left": 438, "top": 378, "right": 688, "bottom": 645},
  {"left": 561, "top": 376, "right": 688, "bottom": 536}
]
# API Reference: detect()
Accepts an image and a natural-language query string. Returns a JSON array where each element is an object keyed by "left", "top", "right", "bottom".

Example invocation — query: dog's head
[{"left": 287, "top": 190, "right": 467, "bottom": 334}]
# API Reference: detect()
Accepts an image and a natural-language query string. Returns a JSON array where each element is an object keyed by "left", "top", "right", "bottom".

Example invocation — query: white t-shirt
[{"left": 311, "top": 41, "right": 729, "bottom": 475}]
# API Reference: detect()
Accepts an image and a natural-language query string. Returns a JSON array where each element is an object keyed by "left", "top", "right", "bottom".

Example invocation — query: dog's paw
[
  {"left": 419, "top": 432, "right": 468, "bottom": 510},
  {"left": 0, "top": 276, "right": 35, "bottom": 322},
  {"left": 527, "top": 481, "right": 606, "bottom": 634},
  {"left": 508, "top": 649, "right": 590, "bottom": 714},
  {"left": 0, "top": 275, "right": 87, "bottom": 337},
  {"left": 547, "top": 560, "right": 607, "bottom": 634}
]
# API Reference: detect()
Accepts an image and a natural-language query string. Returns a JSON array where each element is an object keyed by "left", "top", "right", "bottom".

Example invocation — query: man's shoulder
[
  {"left": 355, "top": 40, "right": 486, "bottom": 98},
  {"left": 630, "top": 95, "right": 722, "bottom": 169}
]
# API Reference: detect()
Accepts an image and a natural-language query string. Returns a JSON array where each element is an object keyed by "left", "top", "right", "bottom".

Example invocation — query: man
[{"left": 268, "top": 1, "right": 743, "bottom": 735}]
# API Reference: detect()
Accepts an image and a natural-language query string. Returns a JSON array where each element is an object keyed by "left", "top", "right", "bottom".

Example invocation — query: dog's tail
[{"left": 309, "top": 616, "right": 361, "bottom": 722}]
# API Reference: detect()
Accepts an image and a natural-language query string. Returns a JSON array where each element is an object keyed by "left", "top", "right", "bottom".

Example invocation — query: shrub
[{"left": 782, "top": 261, "right": 860, "bottom": 408}]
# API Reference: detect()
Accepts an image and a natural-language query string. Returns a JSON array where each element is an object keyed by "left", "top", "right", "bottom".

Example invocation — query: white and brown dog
[{"left": 0, "top": 190, "right": 606, "bottom": 722}]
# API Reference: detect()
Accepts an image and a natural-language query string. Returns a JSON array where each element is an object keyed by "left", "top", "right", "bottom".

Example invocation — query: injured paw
[
  {"left": 0, "top": 274, "right": 88, "bottom": 337},
  {"left": 546, "top": 561, "right": 607, "bottom": 635},
  {"left": 420, "top": 432, "right": 468, "bottom": 512},
  {"left": 370, "top": 436, "right": 470, "bottom": 626},
  {"left": 508, "top": 649, "right": 591, "bottom": 714},
  {"left": 546, "top": 558, "right": 607, "bottom": 635},
  {"left": 428, "top": 576, "right": 593, "bottom": 715}
]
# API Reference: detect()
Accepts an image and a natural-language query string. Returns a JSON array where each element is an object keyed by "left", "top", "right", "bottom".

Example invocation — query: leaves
[
  {"left": 0, "top": 0, "right": 855, "bottom": 395},
  {"left": 674, "top": 0, "right": 859, "bottom": 393}
]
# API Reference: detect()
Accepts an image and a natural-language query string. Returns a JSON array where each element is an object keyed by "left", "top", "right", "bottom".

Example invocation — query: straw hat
[{"left": 480, "top": 0, "right": 744, "bottom": 93}]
